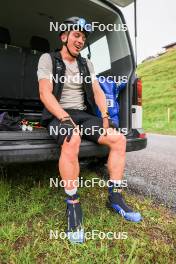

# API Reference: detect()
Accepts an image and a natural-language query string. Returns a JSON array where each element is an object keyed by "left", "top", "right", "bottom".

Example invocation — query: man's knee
[
  {"left": 61, "top": 134, "right": 81, "bottom": 158},
  {"left": 106, "top": 133, "right": 126, "bottom": 150}
]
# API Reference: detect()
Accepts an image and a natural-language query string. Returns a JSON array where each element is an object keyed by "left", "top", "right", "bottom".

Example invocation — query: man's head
[
  {"left": 60, "top": 30, "right": 86, "bottom": 57},
  {"left": 59, "top": 17, "right": 92, "bottom": 58}
]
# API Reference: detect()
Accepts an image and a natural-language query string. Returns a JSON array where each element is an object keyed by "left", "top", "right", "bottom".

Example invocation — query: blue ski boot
[
  {"left": 107, "top": 183, "right": 142, "bottom": 222},
  {"left": 65, "top": 194, "right": 84, "bottom": 243}
]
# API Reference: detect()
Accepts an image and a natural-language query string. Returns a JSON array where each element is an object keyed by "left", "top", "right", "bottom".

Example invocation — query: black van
[{"left": 0, "top": 0, "right": 147, "bottom": 164}]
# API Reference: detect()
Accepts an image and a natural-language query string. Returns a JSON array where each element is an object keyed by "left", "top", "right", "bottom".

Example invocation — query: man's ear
[{"left": 60, "top": 32, "right": 68, "bottom": 44}]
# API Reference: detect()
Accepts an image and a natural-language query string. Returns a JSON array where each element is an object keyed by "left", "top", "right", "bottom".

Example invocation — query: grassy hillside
[{"left": 137, "top": 49, "right": 176, "bottom": 135}]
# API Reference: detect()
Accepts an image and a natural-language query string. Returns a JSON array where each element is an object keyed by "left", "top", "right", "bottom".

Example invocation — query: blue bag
[{"left": 96, "top": 77, "right": 126, "bottom": 127}]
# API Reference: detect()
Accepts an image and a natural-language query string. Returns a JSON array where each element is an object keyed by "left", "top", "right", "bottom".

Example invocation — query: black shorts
[{"left": 47, "top": 109, "right": 105, "bottom": 146}]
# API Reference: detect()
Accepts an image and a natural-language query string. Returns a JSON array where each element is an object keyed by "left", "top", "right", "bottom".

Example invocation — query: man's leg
[
  {"left": 98, "top": 130, "right": 142, "bottom": 222},
  {"left": 58, "top": 133, "right": 84, "bottom": 242},
  {"left": 48, "top": 116, "right": 84, "bottom": 242},
  {"left": 80, "top": 114, "right": 141, "bottom": 222},
  {"left": 59, "top": 133, "right": 81, "bottom": 192},
  {"left": 80, "top": 116, "right": 126, "bottom": 181},
  {"left": 98, "top": 131, "right": 126, "bottom": 181},
  {"left": 48, "top": 115, "right": 81, "bottom": 191}
]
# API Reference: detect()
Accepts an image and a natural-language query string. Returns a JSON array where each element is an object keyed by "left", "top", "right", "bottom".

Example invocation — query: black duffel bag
[{"left": 0, "top": 112, "right": 21, "bottom": 131}]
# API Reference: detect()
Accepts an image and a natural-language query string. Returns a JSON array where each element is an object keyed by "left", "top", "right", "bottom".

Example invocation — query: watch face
[{"left": 102, "top": 111, "right": 109, "bottom": 118}]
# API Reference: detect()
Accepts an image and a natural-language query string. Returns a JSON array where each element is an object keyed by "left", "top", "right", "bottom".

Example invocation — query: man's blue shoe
[
  {"left": 67, "top": 228, "right": 84, "bottom": 243},
  {"left": 106, "top": 200, "right": 142, "bottom": 222},
  {"left": 107, "top": 184, "right": 142, "bottom": 222},
  {"left": 65, "top": 194, "right": 84, "bottom": 243}
]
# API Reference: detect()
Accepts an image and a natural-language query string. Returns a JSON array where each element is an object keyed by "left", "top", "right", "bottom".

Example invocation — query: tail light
[
  {"left": 137, "top": 133, "right": 146, "bottom": 139},
  {"left": 137, "top": 79, "right": 142, "bottom": 106}
]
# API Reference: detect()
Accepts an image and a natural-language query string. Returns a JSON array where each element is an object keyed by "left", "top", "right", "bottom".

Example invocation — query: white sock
[{"left": 65, "top": 187, "right": 77, "bottom": 197}]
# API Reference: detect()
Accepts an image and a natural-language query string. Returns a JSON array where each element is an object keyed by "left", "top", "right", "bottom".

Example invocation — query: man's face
[{"left": 62, "top": 30, "right": 86, "bottom": 56}]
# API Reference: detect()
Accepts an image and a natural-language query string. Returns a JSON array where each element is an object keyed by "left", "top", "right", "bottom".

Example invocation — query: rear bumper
[{"left": 0, "top": 137, "right": 147, "bottom": 164}]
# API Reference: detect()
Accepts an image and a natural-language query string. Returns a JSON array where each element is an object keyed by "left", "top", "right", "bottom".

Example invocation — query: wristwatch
[{"left": 101, "top": 111, "right": 109, "bottom": 119}]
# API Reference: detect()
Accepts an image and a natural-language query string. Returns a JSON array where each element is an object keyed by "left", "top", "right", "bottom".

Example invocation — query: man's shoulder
[
  {"left": 39, "top": 53, "right": 52, "bottom": 63},
  {"left": 37, "top": 53, "right": 53, "bottom": 80},
  {"left": 38, "top": 53, "right": 53, "bottom": 71}
]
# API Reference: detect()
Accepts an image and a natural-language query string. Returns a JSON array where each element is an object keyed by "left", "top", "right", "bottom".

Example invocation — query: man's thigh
[
  {"left": 81, "top": 116, "right": 104, "bottom": 143},
  {"left": 47, "top": 110, "right": 85, "bottom": 145},
  {"left": 47, "top": 110, "right": 116, "bottom": 144},
  {"left": 80, "top": 114, "right": 119, "bottom": 143},
  {"left": 47, "top": 117, "right": 79, "bottom": 146},
  {"left": 65, "top": 110, "right": 104, "bottom": 143}
]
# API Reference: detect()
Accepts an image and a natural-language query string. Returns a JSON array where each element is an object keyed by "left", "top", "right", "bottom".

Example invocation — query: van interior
[{"left": 0, "top": 0, "right": 135, "bottom": 131}]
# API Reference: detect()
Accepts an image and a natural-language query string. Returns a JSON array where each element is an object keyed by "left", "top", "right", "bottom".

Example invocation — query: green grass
[
  {"left": 137, "top": 49, "right": 176, "bottom": 135},
  {"left": 0, "top": 162, "right": 175, "bottom": 263}
]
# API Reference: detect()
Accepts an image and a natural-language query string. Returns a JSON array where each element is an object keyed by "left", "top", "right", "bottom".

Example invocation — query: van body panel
[
  {"left": 104, "top": 0, "right": 134, "bottom": 7},
  {"left": 132, "top": 105, "right": 142, "bottom": 129},
  {"left": 0, "top": 137, "right": 147, "bottom": 164},
  {"left": 91, "top": 0, "right": 134, "bottom": 7}
]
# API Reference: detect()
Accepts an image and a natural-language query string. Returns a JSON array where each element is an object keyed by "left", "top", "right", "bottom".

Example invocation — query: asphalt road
[{"left": 125, "top": 133, "right": 176, "bottom": 211}]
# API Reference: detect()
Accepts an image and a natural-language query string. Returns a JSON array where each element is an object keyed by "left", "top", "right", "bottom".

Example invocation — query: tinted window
[{"left": 81, "top": 36, "right": 111, "bottom": 74}]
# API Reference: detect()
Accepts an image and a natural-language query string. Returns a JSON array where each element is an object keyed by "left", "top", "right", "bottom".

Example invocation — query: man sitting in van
[{"left": 37, "top": 17, "right": 142, "bottom": 243}]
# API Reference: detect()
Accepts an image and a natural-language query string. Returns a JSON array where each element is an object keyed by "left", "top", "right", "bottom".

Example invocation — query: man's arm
[
  {"left": 92, "top": 79, "right": 108, "bottom": 115},
  {"left": 92, "top": 79, "right": 110, "bottom": 132},
  {"left": 38, "top": 53, "right": 70, "bottom": 121},
  {"left": 39, "top": 79, "right": 69, "bottom": 120},
  {"left": 86, "top": 59, "right": 108, "bottom": 116}
]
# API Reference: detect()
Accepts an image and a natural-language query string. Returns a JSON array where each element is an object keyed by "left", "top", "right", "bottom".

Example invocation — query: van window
[{"left": 81, "top": 36, "right": 111, "bottom": 74}]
